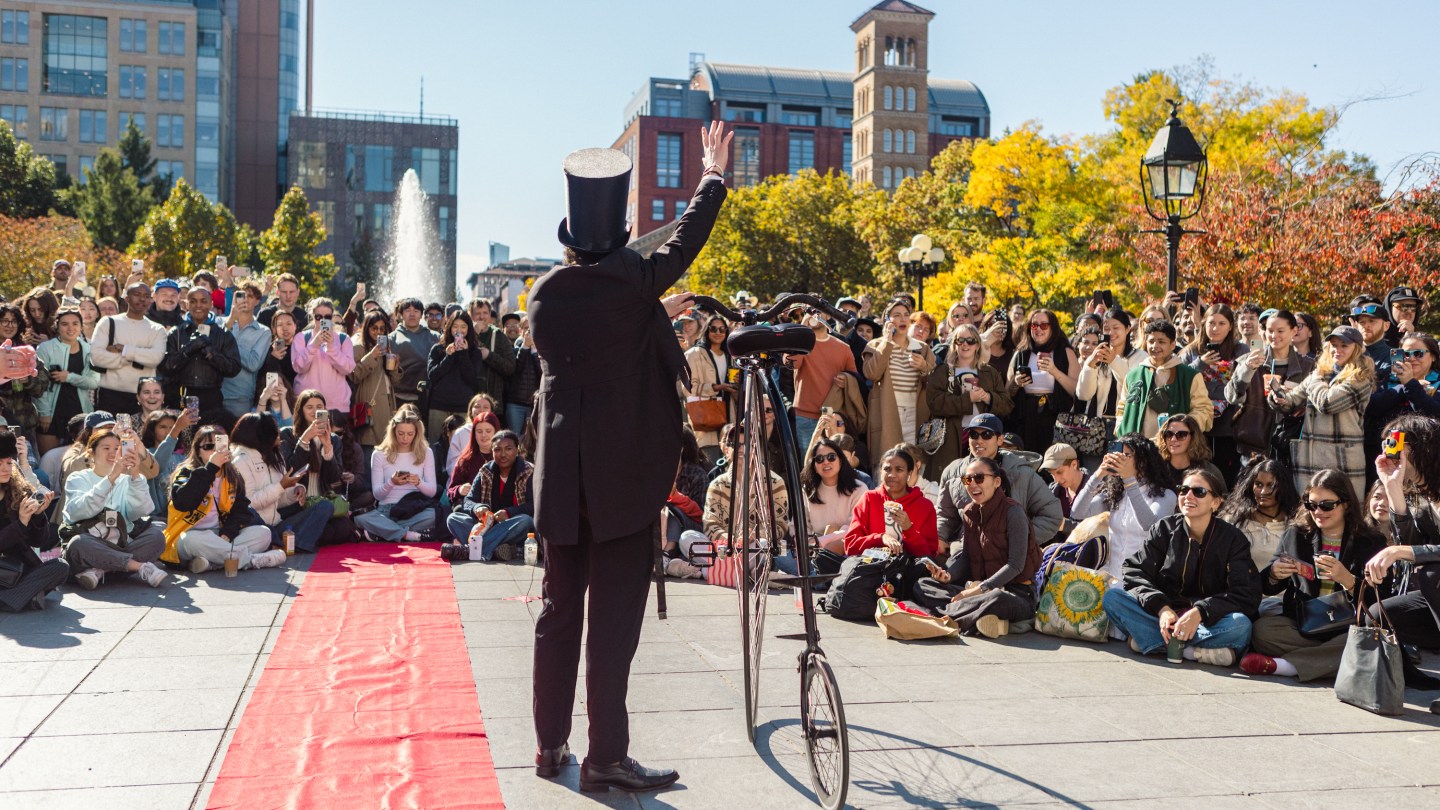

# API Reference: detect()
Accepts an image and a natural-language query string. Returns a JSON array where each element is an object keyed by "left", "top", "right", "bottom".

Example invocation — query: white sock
[
  {"left": 403, "top": 531, "right": 421, "bottom": 541},
  {"left": 1272, "top": 658, "right": 1299, "bottom": 677},
  {"left": 1182, "top": 646, "right": 1197, "bottom": 661}
]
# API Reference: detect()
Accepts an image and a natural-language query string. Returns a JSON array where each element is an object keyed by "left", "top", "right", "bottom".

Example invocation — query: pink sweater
[{"left": 290, "top": 330, "right": 357, "bottom": 412}]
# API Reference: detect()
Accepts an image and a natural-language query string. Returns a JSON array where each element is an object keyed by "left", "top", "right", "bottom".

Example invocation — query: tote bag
[
  {"left": 875, "top": 598, "right": 958, "bottom": 640},
  {"left": 1335, "top": 582, "right": 1406, "bottom": 716}
]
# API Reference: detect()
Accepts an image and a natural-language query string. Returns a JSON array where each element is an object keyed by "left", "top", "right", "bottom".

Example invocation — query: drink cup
[
  {"left": 1166, "top": 637, "right": 1183, "bottom": 664},
  {"left": 223, "top": 551, "right": 239, "bottom": 578}
]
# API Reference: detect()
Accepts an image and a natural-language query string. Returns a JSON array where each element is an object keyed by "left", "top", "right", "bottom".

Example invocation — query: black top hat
[{"left": 557, "top": 148, "right": 633, "bottom": 254}]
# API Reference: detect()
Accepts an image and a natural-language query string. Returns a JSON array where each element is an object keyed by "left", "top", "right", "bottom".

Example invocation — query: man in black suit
[{"left": 528, "top": 121, "right": 732, "bottom": 794}]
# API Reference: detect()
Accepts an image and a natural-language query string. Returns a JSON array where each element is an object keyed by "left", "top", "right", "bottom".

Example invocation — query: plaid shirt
[{"left": 460, "top": 458, "right": 534, "bottom": 518}]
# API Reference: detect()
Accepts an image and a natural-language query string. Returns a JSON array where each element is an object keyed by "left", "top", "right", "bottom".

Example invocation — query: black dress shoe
[
  {"left": 535, "top": 743, "right": 570, "bottom": 778},
  {"left": 579, "top": 757, "right": 679, "bottom": 793}
]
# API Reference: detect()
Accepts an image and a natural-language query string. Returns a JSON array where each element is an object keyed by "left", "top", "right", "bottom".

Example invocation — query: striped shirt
[{"left": 888, "top": 342, "right": 923, "bottom": 394}]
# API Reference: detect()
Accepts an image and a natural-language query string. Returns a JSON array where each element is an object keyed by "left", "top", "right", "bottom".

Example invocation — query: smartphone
[
  {"left": 272, "top": 338, "right": 285, "bottom": 352},
  {"left": 1107, "top": 440, "right": 1124, "bottom": 455},
  {"left": 30, "top": 489, "right": 46, "bottom": 503},
  {"left": 1205, "top": 343, "right": 1221, "bottom": 354},
  {"left": 213, "top": 435, "right": 229, "bottom": 453},
  {"left": 1279, "top": 554, "right": 1316, "bottom": 580},
  {"left": 131, "top": 258, "right": 144, "bottom": 273},
  {"left": 317, "top": 409, "right": 331, "bottom": 428},
  {"left": 197, "top": 323, "right": 211, "bottom": 337},
  {"left": 820, "top": 406, "right": 833, "bottom": 417},
  {"left": 1101, "top": 289, "right": 1114, "bottom": 310},
  {"left": 73, "top": 260, "right": 86, "bottom": 276},
  {"left": 287, "top": 464, "right": 310, "bottom": 479},
  {"left": 1183, "top": 287, "right": 1198, "bottom": 307},
  {"left": 115, "top": 413, "right": 132, "bottom": 433},
  {"left": 1391, "top": 348, "right": 1407, "bottom": 368},
  {"left": 184, "top": 395, "right": 200, "bottom": 413},
  {"left": 319, "top": 319, "right": 333, "bottom": 334},
  {"left": 377, "top": 334, "right": 388, "bottom": 351},
  {"left": 266, "top": 372, "right": 280, "bottom": 390},
  {"left": 216, "top": 255, "right": 227, "bottom": 269}
]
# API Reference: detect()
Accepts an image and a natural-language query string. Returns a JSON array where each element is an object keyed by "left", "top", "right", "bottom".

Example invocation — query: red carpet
[{"left": 208, "top": 543, "right": 503, "bottom": 809}]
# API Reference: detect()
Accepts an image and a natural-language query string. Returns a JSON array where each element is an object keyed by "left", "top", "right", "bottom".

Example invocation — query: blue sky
[{"left": 310, "top": 0, "right": 1440, "bottom": 285}]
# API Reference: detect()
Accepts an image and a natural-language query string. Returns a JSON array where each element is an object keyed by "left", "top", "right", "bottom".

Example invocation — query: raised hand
[{"left": 699, "top": 120, "right": 734, "bottom": 174}]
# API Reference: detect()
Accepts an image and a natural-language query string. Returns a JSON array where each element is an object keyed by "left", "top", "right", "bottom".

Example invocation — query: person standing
[
  {"left": 159, "top": 288, "right": 242, "bottom": 424},
  {"left": 528, "top": 121, "right": 732, "bottom": 794},
  {"left": 389, "top": 298, "right": 438, "bottom": 411},
  {"left": 256, "top": 273, "right": 310, "bottom": 330},
  {"left": 89, "top": 282, "right": 168, "bottom": 416},
  {"left": 790, "top": 309, "right": 858, "bottom": 450},
  {"left": 36, "top": 310, "right": 100, "bottom": 455},
  {"left": 470, "top": 299, "right": 516, "bottom": 409},
  {"left": 219, "top": 282, "right": 272, "bottom": 420},
  {"left": 289, "top": 299, "right": 356, "bottom": 414}
]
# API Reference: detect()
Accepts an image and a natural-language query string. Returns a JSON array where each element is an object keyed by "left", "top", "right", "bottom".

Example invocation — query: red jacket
[
  {"left": 844, "top": 486, "right": 939, "bottom": 557},
  {"left": 668, "top": 488, "right": 703, "bottom": 522}
]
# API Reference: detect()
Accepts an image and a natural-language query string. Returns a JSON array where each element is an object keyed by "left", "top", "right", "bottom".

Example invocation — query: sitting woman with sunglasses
[
  {"left": 1068, "top": 434, "right": 1177, "bottom": 588},
  {"left": 0, "top": 438, "right": 67, "bottom": 611},
  {"left": 355, "top": 405, "right": 437, "bottom": 542},
  {"left": 912, "top": 456, "right": 1042, "bottom": 639},
  {"left": 1102, "top": 469, "right": 1260, "bottom": 667},
  {"left": 926, "top": 324, "right": 1013, "bottom": 476},
  {"left": 160, "top": 425, "right": 286, "bottom": 573},
  {"left": 1154, "top": 413, "right": 1224, "bottom": 487},
  {"left": 801, "top": 437, "right": 867, "bottom": 555},
  {"left": 1242, "top": 469, "right": 1389, "bottom": 680},
  {"left": 60, "top": 428, "right": 168, "bottom": 590}
]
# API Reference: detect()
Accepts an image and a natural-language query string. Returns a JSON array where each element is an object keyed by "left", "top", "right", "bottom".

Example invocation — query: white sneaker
[
  {"left": 250, "top": 549, "right": 288, "bottom": 569},
  {"left": 1192, "top": 646, "right": 1237, "bottom": 668},
  {"left": 137, "top": 561, "right": 166, "bottom": 588},
  {"left": 188, "top": 556, "right": 211, "bottom": 574},
  {"left": 74, "top": 568, "right": 104, "bottom": 590},
  {"left": 976, "top": 615, "right": 1010, "bottom": 639},
  {"left": 666, "top": 558, "right": 702, "bottom": 579}
]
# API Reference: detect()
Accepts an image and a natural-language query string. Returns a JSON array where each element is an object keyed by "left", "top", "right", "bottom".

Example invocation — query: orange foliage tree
[{"left": 0, "top": 215, "right": 127, "bottom": 299}]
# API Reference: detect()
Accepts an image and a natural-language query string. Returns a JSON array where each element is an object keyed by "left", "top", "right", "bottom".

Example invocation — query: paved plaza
[{"left": 3, "top": 550, "right": 1440, "bottom": 808}]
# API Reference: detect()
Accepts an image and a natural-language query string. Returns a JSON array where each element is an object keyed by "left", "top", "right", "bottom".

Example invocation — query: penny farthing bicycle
[{"left": 690, "top": 293, "right": 850, "bottom": 810}]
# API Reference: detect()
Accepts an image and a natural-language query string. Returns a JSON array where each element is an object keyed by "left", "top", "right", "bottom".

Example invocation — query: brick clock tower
[{"left": 850, "top": 1, "right": 933, "bottom": 190}]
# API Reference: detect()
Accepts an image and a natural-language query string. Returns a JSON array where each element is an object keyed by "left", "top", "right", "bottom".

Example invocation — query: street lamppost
[
  {"left": 898, "top": 234, "right": 945, "bottom": 313},
  {"left": 1140, "top": 99, "right": 1209, "bottom": 293}
]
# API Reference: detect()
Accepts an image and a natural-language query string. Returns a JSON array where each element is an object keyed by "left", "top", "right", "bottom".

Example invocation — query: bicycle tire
[
  {"left": 736, "top": 375, "right": 776, "bottom": 742},
  {"left": 800, "top": 652, "right": 849, "bottom": 810}
]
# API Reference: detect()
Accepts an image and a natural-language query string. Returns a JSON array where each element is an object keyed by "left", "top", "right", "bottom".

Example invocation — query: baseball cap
[
  {"left": 1325, "top": 325, "right": 1364, "bottom": 347},
  {"left": 154, "top": 279, "right": 181, "bottom": 292},
  {"left": 52, "top": 259, "right": 72, "bottom": 269},
  {"left": 1388, "top": 286, "right": 1421, "bottom": 303},
  {"left": 1041, "top": 443, "right": 1078, "bottom": 470},
  {"left": 84, "top": 411, "right": 117, "bottom": 431},
  {"left": 965, "top": 414, "right": 1005, "bottom": 437}
]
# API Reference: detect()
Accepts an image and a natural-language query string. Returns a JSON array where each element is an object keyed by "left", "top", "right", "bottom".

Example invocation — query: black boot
[
  {"left": 535, "top": 743, "right": 570, "bottom": 778},
  {"left": 579, "top": 757, "right": 679, "bottom": 793}
]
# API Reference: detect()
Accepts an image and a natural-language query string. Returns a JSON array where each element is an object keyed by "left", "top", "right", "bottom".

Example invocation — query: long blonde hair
[
  {"left": 1315, "top": 339, "right": 1376, "bottom": 385},
  {"left": 946, "top": 323, "right": 990, "bottom": 368},
  {"left": 377, "top": 403, "right": 428, "bottom": 465}
]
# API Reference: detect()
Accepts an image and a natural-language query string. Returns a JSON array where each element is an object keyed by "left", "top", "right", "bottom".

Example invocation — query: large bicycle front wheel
[
  {"left": 801, "top": 652, "right": 849, "bottom": 810},
  {"left": 735, "top": 377, "right": 776, "bottom": 742}
]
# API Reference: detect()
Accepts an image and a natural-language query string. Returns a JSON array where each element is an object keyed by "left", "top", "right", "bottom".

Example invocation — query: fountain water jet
[{"left": 378, "top": 168, "right": 449, "bottom": 307}]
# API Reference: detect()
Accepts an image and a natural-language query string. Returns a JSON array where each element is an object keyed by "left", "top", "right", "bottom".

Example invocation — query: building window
[
  {"left": 939, "top": 118, "right": 974, "bottom": 137},
  {"left": 883, "top": 129, "right": 892, "bottom": 153},
  {"left": 118, "top": 66, "right": 145, "bottom": 99},
  {"left": 157, "top": 68, "right": 184, "bottom": 102},
  {"left": 195, "top": 70, "right": 219, "bottom": 98},
  {"left": 438, "top": 206, "right": 450, "bottom": 242},
  {"left": 651, "top": 199, "right": 665, "bottom": 221},
  {"left": 195, "top": 118, "right": 216, "bottom": 143},
  {"left": 787, "top": 130, "right": 814, "bottom": 174},
  {"left": 0, "top": 57, "right": 26, "bottom": 92},
  {"left": 655, "top": 133, "right": 682, "bottom": 189},
  {"left": 906, "top": 130, "right": 916, "bottom": 154},
  {"left": 882, "top": 166, "right": 892, "bottom": 188},
  {"left": 39, "top": 107, "right": 65, "bottom": 141},
  {"left": 78, "top": 109, "right": 104, "bottom": 143},
  {"left": 47, "top": 153, "right": 67, "bottom": 177},
  {"left": 674, "top": 200, "right": 687, "bottom": 220},
  {"left": 42, "top": 14, "right": 107, "bottom": 97},
  {"left": 119, "top": 112, "right": 144, "bottom": 139},
  {"left": 119, "top": 18, "right": 146, "bottom": 52},
  {"left": 363, "top": 145, "right": 394, "bottom": 193},
  {"left": 157, "top": 21, "right": 186, "bottom": 56},
  {"left": 732, "top": 127, "right": 761, "bottom": 188},
  {"left": 295, "top": 141, "right": 328, "bottom": 190},
  {"left": 372, "top": 203, "right": 393, "bottom": 235},
  {"left": 315, "top": 200, "right": 335, "bottom": 237},
  {"left": 1, "top": 10, "right": 29, "bottom": 44},
  {"left": 883, "top": 86, "right": 892, "bottom": 110},
  {"left": 352, "top": 203, "right": 365, "bottom": 233},
  {"left": 156, "top": 113, "right": 182, "bottom": 148},
  {"left": 907, "top": 87, "right": 916, "bottom": 112},
  {"left": 411, "top": 146, "right": 440, "bottom": 194},
  {"left": 842, "top": 135, "right": 852, "bottom": 176},
  {"left": 834, "top": 109, "right": 852, "bottom": 128},
  {"left": 723, "top": 103, "right": 765, "bottom": 123},
  {"left": 654, "top": 96, "right": 682, "bottom": 117},
  {"left": 0, "top": 104, "right": 27, "bottom": 138},
  {"left": 782, "top": 106, "right": 818, "bottom": 126},
  {"left": 78, "top": 153, "right": 94, "bottom": 180}
]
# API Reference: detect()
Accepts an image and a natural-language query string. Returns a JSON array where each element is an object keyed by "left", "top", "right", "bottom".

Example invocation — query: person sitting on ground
[
  {"left": 1363, "top": 480, "right": 1391, "bottom": 534},
  {"left": 701, "top": 423, "right": 794, "bottom": 567},
  {"left": 0, "top": 436, "right": 66, "bottom": 611},
  {"left": 936, "top": 413, "right": 1062, "bottom": 558},
  {"left": 1219, "top": 459, "right": 1301, "bottom": 575},
  {"left": 843, "top": 445, "right": 940, "bottom": 559},
  {"left": 801, "top": 436, "right": 867, "bottom": 555},
  {"left": 1154, "top": 413, "right": 1224, "bottom": 485},
  {"left": 913, "top": 455, "right": 1043, "bottom": 638},
  {"left": 355, "top": 405, "right": 438, "bottom": 542},
  {"left": 161, "top": 424, "right": 285, "bottom": 573},
  {"left": 899, "top": 441, "right": 942, "bottom": 508},
  {"left": 60, "top": 428, "right": 167, "bottom": 590},
  {"left": 1243, "top": 469, "right": 1389, "bottom": 680},
  {"left": 805, "top": 410, "right": 869, "bottom": 476},
  {"left": 828, "top": 433, "right": 873, "bottom": 489},
  {"left": 446, "top": 393, "right": 498, "bottom": 470},
  {"left": 141, "top": 408, "right": 191, "bottom": 520},
  {"left": 447, "top": 411, "right": 502, "bottom": 507},
  {"left": 135, "top": 375, "right": 169, "bottom": 427},
  {"left": 1068, "top": 434, "right": 1177, "bottom": 588},
  {"left": 447, "top": 430, "right": 534, "bottom": 561},
  {"left": 229, "top": 412, "right": 334, "bottom": 554},
  {"left": 1102, "top": 468, "right": 1260, "bottom": 667},
  {"left": 1040, "top": 443, "right": 1088, "bottom": 544}
]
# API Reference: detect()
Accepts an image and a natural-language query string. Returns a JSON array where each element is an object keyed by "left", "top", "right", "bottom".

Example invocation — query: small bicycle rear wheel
[{"left": 800, "top": 652, "right": 849, "bottom": 810}]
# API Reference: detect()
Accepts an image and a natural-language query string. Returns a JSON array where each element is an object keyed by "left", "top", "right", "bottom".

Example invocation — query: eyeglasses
[
  {"left": 953, "top": 337, "right": 978, "bottom": 346},
  {"left": 1401, "top": 348, "right": 1428, "bottom": 358},
  {"left": 813, "top": 453, "right": 838, "bottom": 464},
  {"left": 1176, "top": 485, "right": 1212, "bottom": 498},
  {"left": 707, "top": 325, "right": 727, "bottom": 333},
  {"left": 1162, "top": 430, "right": 1191, "bottom": 440},
  {"left": 968, "top": 429, "right": 997, "bottom": 441},
  {"left": 1349, "top": 304, "right": 1384, "bottom": 319},
  {"left": 1396, "top": 303, "right": 1419, "bottom": 312},
  {"left": 1029, "top": 322, "right": 1051, "bottom": 331},
  {"left": 1304, "top": 499, "right": 1341, "bottom": 512},
  {"left": 960, "top": 473, "right": 995, "bottom": 484}
]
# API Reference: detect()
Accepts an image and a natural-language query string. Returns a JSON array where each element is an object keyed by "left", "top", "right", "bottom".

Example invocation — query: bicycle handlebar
[{"left": 690, "top": 293, "right": 856, "bottom": 330}]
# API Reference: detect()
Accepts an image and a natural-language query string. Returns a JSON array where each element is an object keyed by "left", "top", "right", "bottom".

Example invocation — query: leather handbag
[
  {"left": 1296, "top": 589, "right": 1352, "bottom": 640},
  {"left": 0, "top": 557, "right": 25, "bottom": 589},
  {"left": 685, "top": 397, "right": 727, "bottom": 433},
  {"left": 1335, "top": 582, "right": 1405, "bottom": 716},
  {"left": 916, "top": 418, "right": 946, "bottom": 455},
  {"left": 1053, "top": 380, "right": 1110, "bottom": 457}
]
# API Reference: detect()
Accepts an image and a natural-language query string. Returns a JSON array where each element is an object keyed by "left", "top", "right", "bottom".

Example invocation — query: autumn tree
[
  {"left": 65, "top": 148, "right": 155, "bottom": 252},
  {"left": 259, "top": 185, "right": 337, "bottom": 298},
  {"left": 131, "top": 179, "right": 251, "bottom": 279},
  {"left": 0, "top": 120, "right": 60, "bottom": 219},
  {"left": 0, "top": 215, "right": 127, "bottom": 297}
]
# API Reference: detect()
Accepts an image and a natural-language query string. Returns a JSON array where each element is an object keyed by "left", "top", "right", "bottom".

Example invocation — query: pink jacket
[{"left": 290, "top": 329, "right": 357, "bottom": 412}]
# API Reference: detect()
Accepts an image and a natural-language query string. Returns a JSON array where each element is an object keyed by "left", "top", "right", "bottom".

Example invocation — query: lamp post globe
[{"left": 1139, "top": 99, "right": 1208, "bottom": 293}]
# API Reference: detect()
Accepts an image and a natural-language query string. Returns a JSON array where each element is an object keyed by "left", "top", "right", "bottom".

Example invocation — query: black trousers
[
  {"left": 95, "top": 386, "right": 137, "bottom": 418},
  {"left": 532, "top": 518, "right": 654, "bottom": 764},
  {"left": 1373, "top": 563, "right": 1440, "bottom": 651}
]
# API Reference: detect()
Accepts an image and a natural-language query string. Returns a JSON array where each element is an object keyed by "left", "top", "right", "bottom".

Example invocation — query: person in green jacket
[{"left": 1116, "top": 320, "right": 1213, "bottom": 440}]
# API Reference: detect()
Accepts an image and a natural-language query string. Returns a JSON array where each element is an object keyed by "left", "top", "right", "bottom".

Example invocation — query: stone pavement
[{"left": 3, "top": 551, "right": 1440, "bottom": 809}]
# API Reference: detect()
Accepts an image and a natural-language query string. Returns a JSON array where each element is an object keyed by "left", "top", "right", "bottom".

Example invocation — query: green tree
[
  {"left": 115, "top": 117, "right": 174, "bottom": 202},
  {"left": 64, "top": 148, "right": 155, "bottom": 252},
  {"left": 687, "top": 169, "right": 876, "bottom": 301},
  {"left": 259, "top": 185, "right": 337, "bottom": 298},
  {"left": 345, "top": 229, "right": 380, "bottom": 292},
  {"left": 0, "top": 120, "right": 60, "bottom": 218},
  {"left": 131, "top": 179, "right": 251, "bottom": 279}
]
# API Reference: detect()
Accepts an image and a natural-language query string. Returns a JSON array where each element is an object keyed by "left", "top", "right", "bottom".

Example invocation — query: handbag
[
  {"left": 307, "top": 493, "right": 350, "bottom": 520},
  {"left": 685, "top": 397, "right": 728, "bottom": 432},
  {"left": 916, "top": 418, "right": 946, "bottom": 455},
  {"left": 0, "top": 557, "right": 25, "bottom": 588},
  {"left": 1052, "top": 411, "right": 1107, "bottom": 457},
  {"left": 1335, "top": 582, "right": 1406, "bottom": 716},
  {"left": 350, "top": 400, "right": 373, "bottom": 429},
  {"left": 875, "top": 597, "right": 958, "bottom": 640},
  {"left": 1296, "top": 589, "right": 1352, "bottom": 640},
  {"left": 1035, "top": 558, "right": 1111, "bottom": 643}
]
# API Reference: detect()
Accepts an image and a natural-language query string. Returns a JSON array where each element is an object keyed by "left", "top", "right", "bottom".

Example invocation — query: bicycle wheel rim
[
  {"left": 738, "top": 377, "right": 775, "bottom": 741},
  {"left": 801, "top": 653, "right": 849, "bottom": 810}
]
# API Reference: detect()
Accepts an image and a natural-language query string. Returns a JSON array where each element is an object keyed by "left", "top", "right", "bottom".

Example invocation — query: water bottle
[
  {"left": 524, "top": 532, "right": 539, "bottom": 566},
  {"left": 282, "top": 525, "right": 295, "bottom": 556}
]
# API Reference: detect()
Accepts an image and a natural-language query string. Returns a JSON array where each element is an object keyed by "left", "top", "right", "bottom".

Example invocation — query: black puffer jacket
[
  {"left": 505, "top": 341, "right": 543, "bottom": 407},
  {"left": 1123, "top": 514, "right": 1262, "bottom": 623},
  {"left": 159, "top": 319, "right": 242, "bottom": 391}
]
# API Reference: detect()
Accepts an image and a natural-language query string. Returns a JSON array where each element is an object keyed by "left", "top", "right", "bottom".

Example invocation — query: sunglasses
[
  {"left": 314, "top": 312, "right": 335, "bottom": 319},
  {"left": 1175, "top": 485, "right": 1213, "bottom": 498},
  {"left": 707, "top": 325, "right": 727, "bottom": 333},
  {"left": 1029, "top": 322, "right": 1051, "bottom": 331},
  {"left": 813, "top": 452, "right": 838, "bottom": 464},
  {"left": 1396, "top": 303, "right": 1419, "bottom": 312},
  {"left": 1349, "top": 304, "right": 1384, "bottom": 318},
  {"left": 968, "top": 428, "right": 997, "bottom": 441},
  {"left": 1162, "top": 430, "right": 1191, "bottom": 440},
  {"left": 1400, "top": 348, "right": 1428, "bottom": 358},
  {"left": 953, "top": 337, "right": 978, "bottom": 346},
  {"left": 960, "top": 473, "right": 995, "bottom": 484},
  {"left": 198, "top": 443, "right": 216, "bottom": 451},
  {"left": 1304, "top": 499, "right": 1341, "bottom": 512}
]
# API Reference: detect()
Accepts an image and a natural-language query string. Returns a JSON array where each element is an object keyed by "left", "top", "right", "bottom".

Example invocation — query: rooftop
[{"left": 294, "top": 108, "right": 458, "bottom": 127}]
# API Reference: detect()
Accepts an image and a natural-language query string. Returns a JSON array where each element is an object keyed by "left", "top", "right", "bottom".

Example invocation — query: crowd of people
[{"left": 1, "top": 255, "right": 1438, "bottom": 708}]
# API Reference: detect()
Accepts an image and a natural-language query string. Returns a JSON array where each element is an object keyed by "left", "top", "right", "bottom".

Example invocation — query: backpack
[
  {"left": 822, "top": 552, "right": 908, "bottom": 621},
  {"left": 1033, "top": 535, "right": 1108, "bottom": 599}
]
